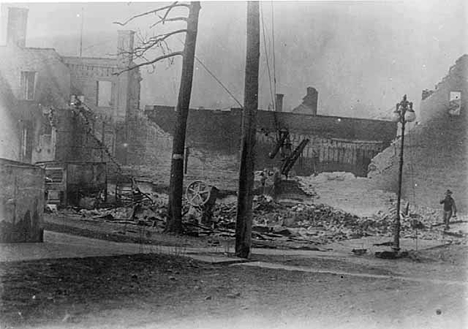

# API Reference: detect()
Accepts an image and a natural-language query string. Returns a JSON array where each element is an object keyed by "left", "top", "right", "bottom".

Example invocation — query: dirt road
[{"left": 1, "top": 246, "right": 466, "bottom": 329}]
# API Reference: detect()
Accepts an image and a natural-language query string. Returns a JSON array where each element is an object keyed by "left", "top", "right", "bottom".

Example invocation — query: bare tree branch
[
  {"left": 114, "top": 30, "right": 185, "bottom": 60},
  {"left": 149, "top": 16, "right": 187, "bottom": 29},
  {"left": 146, "top": 29, "right": 187, "bottom": 45},
  {"left": 113, "top": 51, "right": 183, "bottom": 75},
  {"left": 113, "top": 2, "right": 189, "bottom": 26},
  {"left": 161, "top": 1, "right": 181, "bottom": 23}
]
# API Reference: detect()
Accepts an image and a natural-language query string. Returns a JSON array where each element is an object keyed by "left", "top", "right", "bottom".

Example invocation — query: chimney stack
[
  {"left": 7, "top": 7, "right": 28, "bottom": 47},
  {"left": 303, "top": 87, "right": 318, "bottom": 115},
  {"left": 117, "top": 30, "right": 135, "bottom": 68},
  {"left": 275, "top": 93, "right": 284, "bottom": 112}
]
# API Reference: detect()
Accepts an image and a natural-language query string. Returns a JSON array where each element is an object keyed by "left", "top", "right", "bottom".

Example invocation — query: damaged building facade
[
  {"left": 369, "top": 55, "right": 468, "bottom": 213},
  {"left": 0, "top": 7, "right": 141, "bottom": 240},
  {"left": 0, "top": 7, "right": 141, "bottom": 169}
]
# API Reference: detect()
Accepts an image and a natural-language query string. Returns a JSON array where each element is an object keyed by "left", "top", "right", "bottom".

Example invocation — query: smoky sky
[{"left": 1, "top": 1, "right": 466, "bottom": 119}]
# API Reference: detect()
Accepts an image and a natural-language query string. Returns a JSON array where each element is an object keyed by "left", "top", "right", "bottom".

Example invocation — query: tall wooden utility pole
[
  {"left": 235, "top": 1, "right": 260, "bottom": 258},
  {"left": 166, "top": 1, "right": 201, "bottom": 233}
]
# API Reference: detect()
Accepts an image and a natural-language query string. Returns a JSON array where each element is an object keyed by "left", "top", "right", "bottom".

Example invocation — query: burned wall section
[
  {"left": 63, "top": 57, "right": 140, "bottom": 120},
  {"left": 123, "top": 111, "right": 239, "bottom": 188},
  {"left": 0, "top": 45, "right": 71, "bottom": 163},
  {"left": 146, "top": 106, "right": 242, "bottom": 154},
  {"left": 62, "top": 55, "right": 141, "bottom": 165},
  {"left": 53, "top": 108, "right": 121, "bottom": 182},
  {"left": 0, "top": 72, "right": 21, "bottom": 160},
  {"left": 145, "top": 106, "right": 396, "bottom": 178},
  {"left": 369, "top": 55, "right": 468, "bottom": 212},
  {"left": 0, "top": 158, "right": 44, "bottom": 243}
]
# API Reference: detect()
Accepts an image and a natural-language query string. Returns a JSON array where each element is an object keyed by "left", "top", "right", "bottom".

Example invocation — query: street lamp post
[{"left": 391, "top": 95, "right": 416, "bottom": 252}]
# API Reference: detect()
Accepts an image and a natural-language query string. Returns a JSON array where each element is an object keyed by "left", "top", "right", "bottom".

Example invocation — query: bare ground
[{"left": 0, "top": 243, "right": 467, "bottom": 329}]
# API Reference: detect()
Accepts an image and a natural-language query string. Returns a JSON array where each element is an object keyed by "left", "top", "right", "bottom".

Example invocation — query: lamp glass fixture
[
  {"left": 391, "top": 110, "right": 401, "bottom": 122},
  {"left": 404, "top": 109, "right": 416, "bottom": 122}
]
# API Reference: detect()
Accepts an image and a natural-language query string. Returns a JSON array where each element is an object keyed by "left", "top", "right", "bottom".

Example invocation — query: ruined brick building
[
  {"left": 369, "top": 55, "right": 468, "bottom": 212},
  {"left": 0, "top": 7, "right": 140, "bottom": 170}
]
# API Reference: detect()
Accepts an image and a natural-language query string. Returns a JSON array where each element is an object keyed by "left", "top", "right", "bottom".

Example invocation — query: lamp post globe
[
  {"left": 391, "top": 109, "right": 401, "bottom": 122},
  {"left": 404, "top": 108, "right": 416, "bottom": 122}
]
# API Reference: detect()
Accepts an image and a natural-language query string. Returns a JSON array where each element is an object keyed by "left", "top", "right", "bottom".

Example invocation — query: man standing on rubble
[
  {"left": 440, "top": 189, "right": 457, "bottom": 230},
  {"left": 130, "top": 184, "right": 144, "bottom": 221}
]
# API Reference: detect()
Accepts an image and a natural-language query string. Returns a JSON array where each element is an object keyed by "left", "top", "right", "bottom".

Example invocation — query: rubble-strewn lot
[
  {"left": 47, "top": 184, "right": 467, "bottom": 251},
  {"left": 46, "top": 172, "right": 468, "bottom": 249}
]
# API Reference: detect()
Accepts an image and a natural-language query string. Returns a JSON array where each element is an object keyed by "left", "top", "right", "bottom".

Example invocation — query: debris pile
[
  {"left": 47, "top": 186, "right": 467, "bottom": 248},
  {"left": 206, "top": 196, "right": 466, "bottom": 246},
  {"left": 50, "top": 192, "right": 169, "bottom": 228},
  {"left": 206, "top": 197, "right": 378, "bottom": 246}
]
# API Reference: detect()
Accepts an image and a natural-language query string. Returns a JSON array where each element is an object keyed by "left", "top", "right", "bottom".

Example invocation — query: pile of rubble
[
  {"left": 49, "top": 192, "right": 168, "bottom": 227},
  {"left": 207, "top": 196, "right": 467, "bottom": 247},
  {"left": 49, "top": 189, "right": 466, "bottom": 248}
]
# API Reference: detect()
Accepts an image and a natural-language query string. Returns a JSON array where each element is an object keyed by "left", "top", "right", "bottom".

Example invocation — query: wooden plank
[
  {"left": 352, "top": 144, "right": 357, "bottom": 165},
  {"left": 319, "top": 140, "right": 324, "bottom": 162},
  {"left": 344, "top": 144, "right": 351, "bottom": 164}
]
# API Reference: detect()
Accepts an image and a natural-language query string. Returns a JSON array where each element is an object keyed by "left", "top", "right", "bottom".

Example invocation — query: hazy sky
[{"left": 1, "top": 0, "right": 466, "bottom": 118}]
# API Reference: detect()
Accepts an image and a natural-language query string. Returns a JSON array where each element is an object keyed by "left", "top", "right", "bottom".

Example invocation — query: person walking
[{"left": 440, "top": 189, "right": 457, "bottom": 230}]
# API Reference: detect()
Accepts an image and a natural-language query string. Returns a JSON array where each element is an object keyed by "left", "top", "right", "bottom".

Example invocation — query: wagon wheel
[{"left": 186, "top": 181, "right": 211, "bottom": 207}]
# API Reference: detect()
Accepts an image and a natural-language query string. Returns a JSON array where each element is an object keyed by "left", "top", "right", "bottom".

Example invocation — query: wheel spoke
[
  {"left": 186, "top": 181, "right": 211, "bottom": 206},
  {"left": 195, "top": 195, "right": 202, "bottom": 204}
]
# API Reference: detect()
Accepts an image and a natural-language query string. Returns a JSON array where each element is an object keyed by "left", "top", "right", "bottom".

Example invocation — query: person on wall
[{"left": 440, "top": 189, "right": 457, "bottom": 230}]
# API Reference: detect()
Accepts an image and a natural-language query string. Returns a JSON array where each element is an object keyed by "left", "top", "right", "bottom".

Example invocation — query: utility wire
[
  {"left": 175, "top": 37, "right": 243, "bottom": 108},
  {"left": 268, "top": 1, "right": 282, "bottom": 140},
  {"left": 194, "top": 56, "right": 243, "bottom": 108},
  {"left": 270, "top": 0, "right": 278, "bottom": 99},
  {"left": 260, "top": 2, "right": 275, "bottom": 110},
  {"left": 259, "top": 2, "right": 280, "bottom": 138}
]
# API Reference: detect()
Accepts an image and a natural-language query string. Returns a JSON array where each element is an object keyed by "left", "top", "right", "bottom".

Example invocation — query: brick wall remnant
[{"left": 144, "top": 105, "right": 396, "bottom": 177}]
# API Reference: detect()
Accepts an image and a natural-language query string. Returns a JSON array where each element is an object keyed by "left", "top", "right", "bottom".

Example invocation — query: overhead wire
[
  {"left": 193, "top": 55, "right": 243, "bottom": 108},
  {"left": 174, "top": 37, "right": 243, "bottom": 108},
  {"left": 260, "top": 2, "right": 275, "bottom": 110},
  {"left": 270, "top": 0, "right": 277, "bottom": 100},
  {"left": 259, "top": 1, "right": 280, "bottom": 137}
]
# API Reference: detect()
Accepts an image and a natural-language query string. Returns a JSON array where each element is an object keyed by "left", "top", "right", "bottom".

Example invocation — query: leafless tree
[
  {"left": 113, "top": 1, "right": 191, "bottom": 73},
  {"left": 115, "top": 1, "right": 201, "bottom": 233}
]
